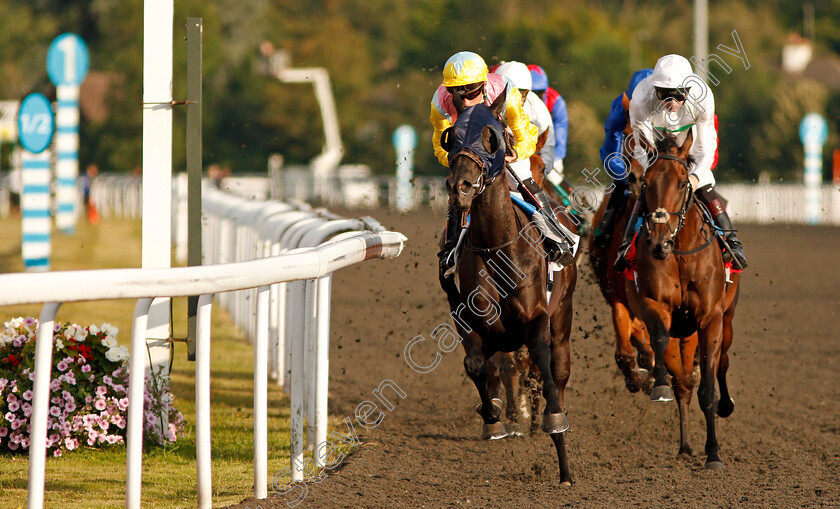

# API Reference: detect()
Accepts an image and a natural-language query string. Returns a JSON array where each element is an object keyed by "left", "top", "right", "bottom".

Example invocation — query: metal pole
[
  {"left": 290, "top": 281, "right": 307, "bottom": 481},
  {"left": 196, "top": 294, "right": 214, "bottom": 509},
  {"left": 186, "top": 17, "right": 203, "bottom": 361},
  {"left": 26, "top": 302, "right": 61, "bottom": 509},
  {"left": 314, "top": 275, "right": 331, "bottom": 466},
  {"left": 126, "top": 298, "right": 153, "bottom": 509},
  {"left": 694, "top": 0, "right": 708, "bottom": 65},
  {"left": 254, "top": 285, "right": 269, "bottom": 499}
]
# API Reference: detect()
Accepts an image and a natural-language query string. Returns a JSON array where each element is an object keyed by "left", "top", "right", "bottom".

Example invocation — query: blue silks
[
  {"left": 446, "top": 104, "right": 507, "bottom": 178},
  {"left": 509, "top": 193, "right": 537, "bottom": 218}
]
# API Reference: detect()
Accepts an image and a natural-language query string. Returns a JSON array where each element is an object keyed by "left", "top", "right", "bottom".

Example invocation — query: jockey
[
  {"left": 528, "top": 65, "right": 572, "bottom": 194},
  {"left": 592, "top": 68, "right": 653, "bottom": 249},
  {"left": 430, "top": 52, "right": 569, "bottom": 273},
  {"left": 494, "top": 61, "right": 574, "bottom": 266},
  {"left": 614, "top": 54, "right": 748, "bottom": 271}
]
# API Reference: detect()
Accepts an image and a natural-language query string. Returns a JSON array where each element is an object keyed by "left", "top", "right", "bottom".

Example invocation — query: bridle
[
  {"left": 450, "top": 149, "right": 497, "bottom": 197},
  {"left": 642, "top": 153, "right": 694, "bottom": 240}
]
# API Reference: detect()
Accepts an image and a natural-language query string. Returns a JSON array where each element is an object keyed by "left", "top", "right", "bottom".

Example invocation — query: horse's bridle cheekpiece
[
  {"left": 643, "top": 153, "right": 694, "bottom": 240},
  {"left": 442, "top": 104, "right": 506, "bottom": 197}
]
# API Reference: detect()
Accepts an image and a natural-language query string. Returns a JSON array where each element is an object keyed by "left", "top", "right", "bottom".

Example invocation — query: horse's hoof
[
  {"left": 541, "top": 412, "right": 570, "bottom": 434},
  {"left": 482, "top": 421, "right": 508, "bottom": 440},
  {"left": 475, "top": 398, "right": 503, "bottom": 416},
  {"left": 506, "top": 422, "right": 525, "bottom": 437},
  {"left": 705, "top": 460, "right": 725, "bottom": 470},
  {"left": 717, "top": 397, "right": 735, "bottom": 418},
  {"left": 650, "top": 385, "right": 674, "bottom": 402},
  {"left": 560, "top": 481, "right": 572, "bottom": 487}
]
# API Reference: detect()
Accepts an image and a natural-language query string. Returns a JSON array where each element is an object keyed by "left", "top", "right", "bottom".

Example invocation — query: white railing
[
  {"left": 0, "top": 212, "right": 405, "bottom": 509},
  {"left": 717, "top": 183, "right": 840, "bottom": 225}
]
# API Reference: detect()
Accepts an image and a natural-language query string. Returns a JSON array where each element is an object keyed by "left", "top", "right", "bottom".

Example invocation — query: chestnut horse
[
  {"left": 629, "top": 130, "right": 740, "bottom": 468},
  {"left": 438, "top": 92, "right": 577, "bottom": 484},
  {"left": 589, "top": 134, "right": 655, "bottom": 393}
]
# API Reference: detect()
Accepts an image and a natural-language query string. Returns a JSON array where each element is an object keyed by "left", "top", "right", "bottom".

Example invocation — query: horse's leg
[
  {"left": 499, "top": 352, "right": 525, "bottom": 436},
  {"left": 524, "top": 313, "right": 567, "bottom": 432},
  {"left": 486, "top": 352, "right": 503, "bottom": 407},
  {"left": 667, "top": 335, "right": 698, "bottom": 457},
  {"left": 640, "top": 300, "right": 674, "bottom": 402},
  {"left": 548, "top": 296, "right": 574, "bottom": 484},
  {"left": 698, "top": 313, "right": 725, "bottom": 469},
  {"left": 463, "top": 333, "right": 506, "bottom": 440},
  {"left": 631, "top": 319, "right": 654, "bottom": 372},
  {"left": 526, "top": 361, "right": 542, "bottom": 435},
  {"left": 612, "top": 301, "right": 646, "bottom": 393},
  {"left": 716, "top": 309, "right": 735, "bottom": 418}
]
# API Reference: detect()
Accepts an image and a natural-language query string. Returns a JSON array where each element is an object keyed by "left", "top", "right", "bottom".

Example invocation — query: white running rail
[{"left": 1, "top": 217, "right": 405, "bottom": 509}]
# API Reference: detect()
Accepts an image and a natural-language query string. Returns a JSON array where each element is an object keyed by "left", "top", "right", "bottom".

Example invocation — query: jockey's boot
[
  {"left": 593, "top": 181, "right": 628, "bottom": 249},
  {"left": 695, "top": 184, "right": 748, "bottom": 270},
  {"left": 519, "top": 178, "right": 575, "bottom": 266},
  {"left": 437, "top": 205, "right": 462, "bottom": 277},
  {"left": 613, "top": 199, "right": 642, "bottom": 273}
]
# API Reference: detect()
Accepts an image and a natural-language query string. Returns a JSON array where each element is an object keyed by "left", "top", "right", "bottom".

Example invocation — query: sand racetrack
[{"left": 231, "top": 207, "right": 840, "bottom": 508}]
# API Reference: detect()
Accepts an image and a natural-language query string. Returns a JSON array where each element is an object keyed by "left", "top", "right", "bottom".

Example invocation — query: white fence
[
  {"left": 0, "top": 188, "right": 406, "bottom": 509},
  {"left": 716, "top": 183, "right": 840, "bottom": 225}
]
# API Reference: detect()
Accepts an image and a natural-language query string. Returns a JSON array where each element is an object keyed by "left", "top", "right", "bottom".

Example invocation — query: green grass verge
[{"left": 0, "top": 216, "right": 294, "bottom": 508}]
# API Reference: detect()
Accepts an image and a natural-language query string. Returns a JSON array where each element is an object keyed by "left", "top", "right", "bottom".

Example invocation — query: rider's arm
[
  {"left": 430, "top": 102, "right": 453, "bottom": 167},
  {"left": 689, "top": 92, "right": 717, "bottom": 183},
  {"left": 504, "top": 87, "right": 538, "bottom": 161},
  {"left": 551, "top": 93, "right": 568, "bottom": 160},
  {"left": 600, "top": 94, "right": 627, "bottom": 180},
  {"left": 528, "top": 92, "right": 555, "bottom": 171},
  {"left": 629, "top": 88, "right": 656, "bottom": 169}
]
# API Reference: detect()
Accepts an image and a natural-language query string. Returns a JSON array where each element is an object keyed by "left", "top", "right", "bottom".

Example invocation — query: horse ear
[
  {"left": 441, "top": 126, "right": 454, "bottom": 153},
  {"left": 481, "top": 126, "right": 500, "bottom": 154},
  {"left": 679, "top": 129, "right": 694, "bottom": 159},
  {"left": 489, "top": 89, "right": 506, "bottom": 118},
  {"left": 452, "top": 92, "right": 466, "bottom": 115}
]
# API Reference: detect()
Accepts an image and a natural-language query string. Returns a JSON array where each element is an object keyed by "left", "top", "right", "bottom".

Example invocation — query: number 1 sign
[{"left": 47, "top": 33, "right": 89, "bottom": 233}]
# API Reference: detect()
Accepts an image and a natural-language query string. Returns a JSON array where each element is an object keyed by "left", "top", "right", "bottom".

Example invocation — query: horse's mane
[{"left": 655, "top": 132, "right": 695, "bottom": 167}]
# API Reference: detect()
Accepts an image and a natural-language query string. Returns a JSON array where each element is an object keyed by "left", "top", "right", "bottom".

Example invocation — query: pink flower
[
  {"left": 10, "top": 419, "right": 22, "bottom": 430},
  {"left": 57, "top": 361, "right": 68, "bottom": 372},
  {"left": 0, "top": 427, "right": 7, "bottom": 437},
  {"left": 103, "top": 376, "right": 113, "bottom": 385},
  {"left": 28, "top": 372, "right": 35, "bottom": 382},
  {"left": 7, "top": 394, "right": 16, "bottom": 404},
  {"left": 65, "top": 401, "right": 76, "bottom": 413},
  {"left": 53, "top": 323, "right": 61, "bottom": 332},
  {"left": 95, "top": 386, "right": 107, "bottom": 396},
  {"left": 8, "top": 400, "right": 19, "bottom": 412},
  {"left": 113, "top": 385, "right": 125, "bottom": 394},
  {"left": 8, "top": 441, "right": 18, "bottom": 450},
  {"left": 24, "top": 317, "right": 36, "bottom": 326},
  {"left": 105, "top": 435, "right": 122, "bottom": 444},
  {"left": 118, "top": 398, "right": 129, "bottom": 411},
  {"left": 81, "top": 364, "right": 91, "bottom": 373},
  {"left": 53, "top": 449, "right": 62, "bottom": 457},
  {"left": 65, "top": 437, "right": 78, "bottom": 450},
  {"left": 20, "top": 438, "right": 29, "bottom": 449},
  {"left": 22, "top": 403, "right": 31, "bottom": 417},
  {"left": 22, "top": 390, "right": 32, "bottom": 401},
  {"left": 94, "top": 399, "right": 107, "bottom": 411},
  {"left": 13, "top": 335, "right": 25, "bottom": 347},
  {"left": 49, "top": 406, "right": 61, "bottom": 417},
  {"left": 49, "top": 379, "right": 60, "bottom": 391},
  {"left": 4, "top": 411, "right": 15, "bottom": 422}
]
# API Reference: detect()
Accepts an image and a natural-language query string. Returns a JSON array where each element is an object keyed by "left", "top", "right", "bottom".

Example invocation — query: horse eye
[
  {"left": 628, "top": 173, "right": 637, "bottom": 184},
  {"left": 678, "top": 180, "right": 686, "bottom": 189}
]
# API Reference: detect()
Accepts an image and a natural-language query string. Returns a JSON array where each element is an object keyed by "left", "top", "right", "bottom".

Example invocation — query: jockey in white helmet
[
  {"left": 614, "top": 54, "right": 747, "bottom": 271},
  {"left": 494, "top": 60, "right": 575, "bottom": 266}
]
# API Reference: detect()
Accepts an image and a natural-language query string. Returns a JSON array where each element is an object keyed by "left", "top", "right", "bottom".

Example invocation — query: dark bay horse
[
  {"left": 628, "top": 131, "right": 740, "bottom": 468},
  {"left": 438, "top": 91, "right": 577, "bottom": 484}
]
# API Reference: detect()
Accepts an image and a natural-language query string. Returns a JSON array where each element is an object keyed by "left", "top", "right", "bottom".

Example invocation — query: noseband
[
  {"left": 450, "top": 149, "right": 496, "bottom": 196},
  {"left": 642, "top": 154, "right": 694, "bottom": 240}
]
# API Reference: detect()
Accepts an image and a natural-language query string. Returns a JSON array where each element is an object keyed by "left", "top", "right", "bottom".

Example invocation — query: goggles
[
  {"left": 655, "top": 86, "right": 690, "bottom": 102},
  {"left": 447, "top": 82, "right": 485, "bottom": 100}
]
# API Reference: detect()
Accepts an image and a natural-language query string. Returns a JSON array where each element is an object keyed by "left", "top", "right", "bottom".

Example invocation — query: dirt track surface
[{"left": 230, "top": 208, "right": 840, "bottom": 508}]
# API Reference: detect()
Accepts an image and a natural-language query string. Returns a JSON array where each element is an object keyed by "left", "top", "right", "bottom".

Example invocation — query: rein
[{"left": 464, "top": 201, "right": 524, "bottom": 253}]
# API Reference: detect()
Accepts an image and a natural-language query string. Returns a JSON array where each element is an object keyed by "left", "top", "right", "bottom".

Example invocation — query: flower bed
[{"left": 0, "top": 317, "right": 184, "bottom": 456}]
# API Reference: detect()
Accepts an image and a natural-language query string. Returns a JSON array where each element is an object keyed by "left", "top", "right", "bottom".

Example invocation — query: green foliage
[{"left": 1, "top": 0, "right": 837, "bottom": 181}]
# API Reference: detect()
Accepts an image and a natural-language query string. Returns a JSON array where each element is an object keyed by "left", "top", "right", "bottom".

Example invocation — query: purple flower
[
  {"left": 81, "top": 364, "right": 91, "bottom": 373},
  {"left": 8, "top": 400, "right": 20, "bottom": 412},
  {"left": 0, "top": 427, "right": 7, "bottom": 437},
  {"left": 4, "top": 411, "right": 15, "bottom": 422},
  {"left": 103, "top": 376, "right": 113, "bottom": 385},
  {"left": 20, "top": 437, "right": 29, "bottom": 449},
  {"left": 22, "top": 403, "right": 31, "bottom": 417},
  {"left": 49, "top": 406, "right": 61, "bottom": 417},
  {"left": 57, "top": 361, "right": 68, "bottom": 372},
  {"left": 22, "top": 390, "right": 32, "bottom": 401},
  {"left": 24, "top": 317, "right": 36, "bottom": 326},
  {"left": 53, "top": 323, "right": 61, "bottom": 332},
  {"left": 8, "top": 441, "right": 18, "bottom": 451}
]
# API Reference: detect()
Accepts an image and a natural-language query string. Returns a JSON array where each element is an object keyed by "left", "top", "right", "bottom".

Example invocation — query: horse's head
[
  {"left": 623, "top": 133, "right": 647, "bottom": 199},
  {"left": 441, "top": 92, "right": 507, "bottom": 212},
  {"left": 643, "top": 130, "right": 694, "bottom": 260}
]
